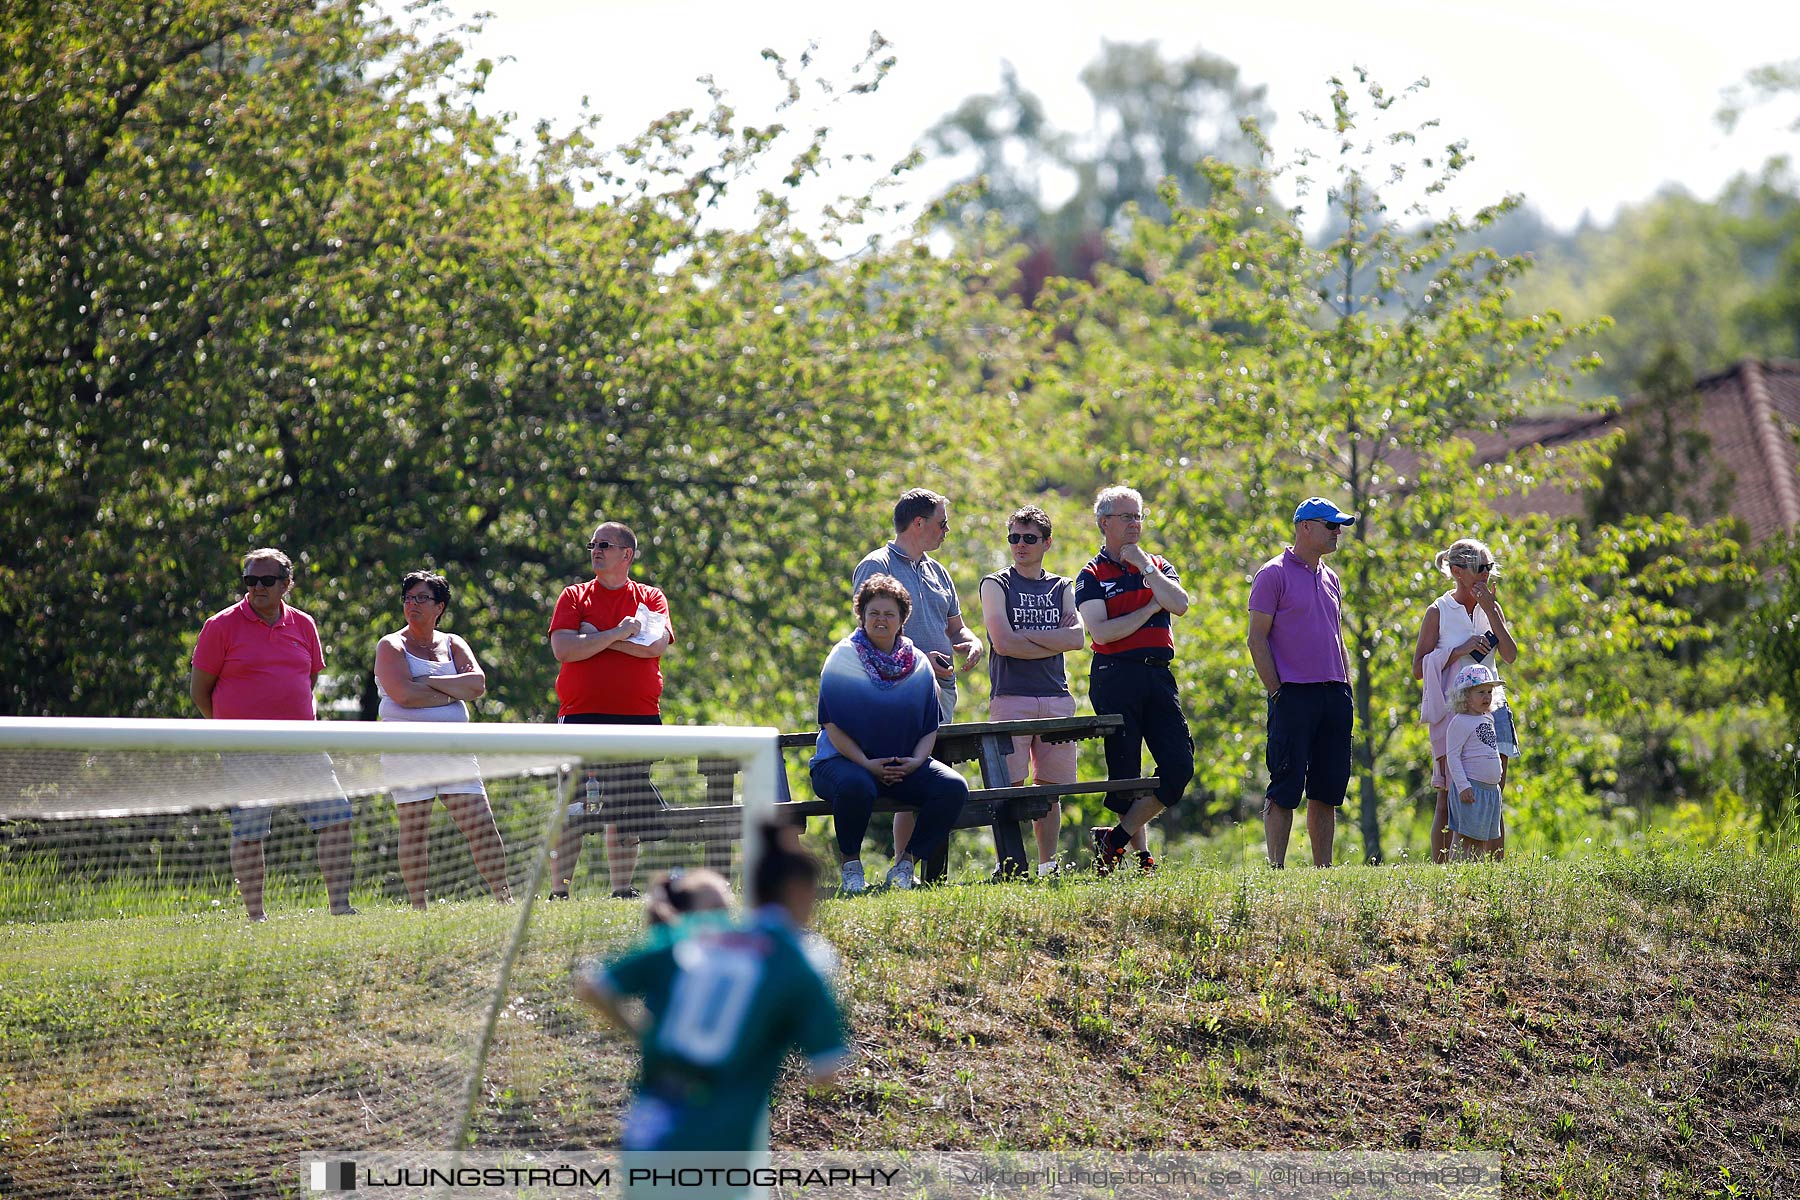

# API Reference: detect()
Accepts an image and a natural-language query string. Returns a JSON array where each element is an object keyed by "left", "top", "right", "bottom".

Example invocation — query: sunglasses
[
  {"left": 1454, "top": 560, "right": 1496, "bottom": 574},
  {"left": 241, "top": 573, "right": 289, "bottom": 588},
  {"left": 1312, "top": 520, "right": 1347, "bottom": 532},
  {"left": 1007, "top": 533, "right": 1044, "bottom": 545},
  {"left": 586, "top": 540, "right": 628, "bottom": 552}
]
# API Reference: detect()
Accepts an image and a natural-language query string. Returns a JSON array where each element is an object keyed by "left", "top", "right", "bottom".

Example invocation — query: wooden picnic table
[{"left": 685, "top": 714, "right": 1158, "bottom": 879}]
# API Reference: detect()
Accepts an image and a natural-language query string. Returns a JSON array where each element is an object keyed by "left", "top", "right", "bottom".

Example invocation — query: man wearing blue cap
[{"left": 1247, "top": 497, "right": 1356, "bottom": 867}]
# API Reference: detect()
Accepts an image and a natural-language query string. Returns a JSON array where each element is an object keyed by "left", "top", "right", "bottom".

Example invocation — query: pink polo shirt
[{"left": 192, "top": 597, "right": 325, "bottom": 720}]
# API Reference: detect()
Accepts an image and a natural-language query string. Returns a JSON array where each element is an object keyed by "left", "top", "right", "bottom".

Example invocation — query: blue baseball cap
[{"left": 1293, "top": 496, "right": 1357, "bottom": 525}]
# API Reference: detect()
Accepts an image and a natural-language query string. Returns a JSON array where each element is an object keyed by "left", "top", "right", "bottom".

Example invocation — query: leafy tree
[
  {"left": 0, "top": 1, "right": 1024, "bottom": 728},
  {"left": 1, "top": 0, "right": 499, "bottom": 715},
  {"left": 1507, "top": 182, "right": 1797, "bottom": 401},
  {"left": 1588, "top": 345, "right": 1737, "bottom": 529},
  {"left": 1743, "top": 527, "right": 1800, "bottom": 837},
  {"left": 926, "top": 40, "right": 1272, "bottom": 295}
]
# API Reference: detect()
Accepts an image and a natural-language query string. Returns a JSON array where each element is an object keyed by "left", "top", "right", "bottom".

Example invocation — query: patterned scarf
[{"left": 850, "top": 628, "right": 917, "bottom": 689}]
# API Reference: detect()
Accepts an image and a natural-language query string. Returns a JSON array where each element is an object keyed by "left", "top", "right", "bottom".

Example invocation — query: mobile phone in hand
[{"left": 1469, "top": 630, "right": 1499, "bottom": 662}]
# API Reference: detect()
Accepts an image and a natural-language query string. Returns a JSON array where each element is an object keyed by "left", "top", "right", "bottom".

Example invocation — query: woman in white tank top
[
  {"left": 1410, "top": 539, "right": 1518, "bottom": 863},
  {"left": 373, "top": 571, "right": 511, "bottom": 908}
]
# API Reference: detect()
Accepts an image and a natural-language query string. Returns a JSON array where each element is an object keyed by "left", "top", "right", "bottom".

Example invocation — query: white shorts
[{"left": 379, "top": 701, "right": 487, "bottom": 805}]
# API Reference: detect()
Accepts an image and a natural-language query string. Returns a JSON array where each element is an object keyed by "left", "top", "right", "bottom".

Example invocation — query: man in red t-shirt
[{"left": 547, "top": 520, "right": 674, "bottom": 899}]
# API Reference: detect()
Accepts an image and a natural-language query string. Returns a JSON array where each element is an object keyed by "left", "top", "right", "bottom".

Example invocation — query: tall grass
[{"left": 4, "top": 841, "right": 1798, "bottom": 1198}]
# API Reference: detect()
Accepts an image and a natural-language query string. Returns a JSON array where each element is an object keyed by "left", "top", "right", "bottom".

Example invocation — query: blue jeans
[{"left": 810, "top": 754, "right": 967, "bottom": 861}]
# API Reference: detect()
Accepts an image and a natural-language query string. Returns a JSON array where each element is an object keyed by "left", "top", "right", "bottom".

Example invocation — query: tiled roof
[{"left": 1479, "top": 360, "right": 1800, "bottom": 541}]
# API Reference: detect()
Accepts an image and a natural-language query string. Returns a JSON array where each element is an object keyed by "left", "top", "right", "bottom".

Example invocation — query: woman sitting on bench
[{"left": 810, "top": 574, "right": 968, "bottom": 894}]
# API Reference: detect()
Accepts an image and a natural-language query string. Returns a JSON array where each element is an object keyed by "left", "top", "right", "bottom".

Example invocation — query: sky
[{"left": 450, "top": 0, "right": 1800, "bottom": 235}]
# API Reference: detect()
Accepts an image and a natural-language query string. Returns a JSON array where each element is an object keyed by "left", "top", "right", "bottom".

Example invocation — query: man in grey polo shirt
[{"left": 852, "top": 488, "right": 984, "bottom": 854}]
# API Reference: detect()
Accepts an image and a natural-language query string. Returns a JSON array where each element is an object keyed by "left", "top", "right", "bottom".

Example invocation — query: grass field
[{"left": 3, "top": 847, "right": 1797, "bottom": 1199}]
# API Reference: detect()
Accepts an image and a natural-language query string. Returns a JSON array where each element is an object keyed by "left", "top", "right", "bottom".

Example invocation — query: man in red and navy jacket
[{"left": 1073, "top": 485, "right": 1195, "bottom": 876}]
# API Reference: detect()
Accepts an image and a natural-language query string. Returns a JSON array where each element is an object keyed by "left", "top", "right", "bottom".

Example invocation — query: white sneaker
[
  {"left": 1036, "top": 860, "right": 1059, "bottom": 878},
  {"left": 885, "top": 860, "right": 916, "bottom": 890},
  {"left": 839, "top": 861, "right": 866, "bottom": 895}
]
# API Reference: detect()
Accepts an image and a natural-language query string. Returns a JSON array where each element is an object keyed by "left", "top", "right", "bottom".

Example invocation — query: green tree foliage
[
  {"left": 1720, "top": 59, "right": 1800, "bottom": 357},
  {"left": 1027, "top": 73, "right": 1753, "bottom": 860},
  {"left": 1506, "top": 180, "right": 1799, "bottom": 401},
  {"left": 926, "top": 40, "right": 1273, "bottom": 290},
  {"left": 3, "top": 0, "right": 495, "bottom": 715},
  {"left": 0, "top": 1, "right": 1022, "bottom": 725},
  {"left": 1588, "top": 346, "right": 1737, "bottom": 529},
  {"left": 4, "top": 4, "right": 1778, "bottom": 867},
  {"left": 1743, "top": 531, "right": 1800, "bottom": 835}
]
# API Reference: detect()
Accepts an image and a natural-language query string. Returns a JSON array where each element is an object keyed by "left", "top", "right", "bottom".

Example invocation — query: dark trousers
[
  {"left": 1089, "top": 655, "right": 1194, "bottom": 812},
  {"left": 560, "top": 712, "right": 667, "bottom": 835},
  {"left": 1263, "top": 681, "right": 1353, "bottom": 810},
  {"left": 810, "top": 755, "right": 967, "bottom": 861}
]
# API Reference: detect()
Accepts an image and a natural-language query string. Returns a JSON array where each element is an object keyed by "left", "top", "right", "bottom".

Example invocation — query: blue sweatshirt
[{"left": 809, "top": 636, "right": 941, "bottom": 766}]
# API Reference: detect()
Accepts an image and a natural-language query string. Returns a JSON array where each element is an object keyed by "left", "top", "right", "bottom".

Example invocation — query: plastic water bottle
[{"left": 568, "top": 774, "right": 599, "bottom": 819}]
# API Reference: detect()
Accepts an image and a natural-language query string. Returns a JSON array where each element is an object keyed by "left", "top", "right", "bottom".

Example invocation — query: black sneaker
[
  {"left": 1137, "top": 850, "right": 1157, "bottom": 875},
  {"left": 1090, "top": 827, "right": 1126, "bottom": 877},
  {"left": 610, "top": 886, "right": 642, "bottom": 900}
]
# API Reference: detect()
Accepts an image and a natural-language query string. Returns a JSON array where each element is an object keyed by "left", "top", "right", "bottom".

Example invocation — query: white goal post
[{"left": 0, "top": 716, "right": 789, "bottom": 1193}]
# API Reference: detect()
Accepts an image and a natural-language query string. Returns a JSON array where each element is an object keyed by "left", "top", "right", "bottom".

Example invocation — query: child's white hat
[{"left": 1451, "top": 663, "right": 1502, "bottom": 692}]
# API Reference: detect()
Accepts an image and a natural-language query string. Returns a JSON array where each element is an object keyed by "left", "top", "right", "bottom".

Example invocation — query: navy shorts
[{"left": 1263, "top": 681, "right": 1353, "bottom": 811}]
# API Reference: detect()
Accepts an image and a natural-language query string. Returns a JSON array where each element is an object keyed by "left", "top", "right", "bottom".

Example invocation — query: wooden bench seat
[
  {"left": 663, "top": 775, "right": 1158, "bottom": 834},
  {"left": 683, "top": 717, "right": 1161, "bottom": 876}
]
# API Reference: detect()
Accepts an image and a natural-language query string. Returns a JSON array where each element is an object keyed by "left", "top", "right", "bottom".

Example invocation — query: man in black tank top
[{"left": 980, "top": 506, "right": 1086, "bottom": 875}]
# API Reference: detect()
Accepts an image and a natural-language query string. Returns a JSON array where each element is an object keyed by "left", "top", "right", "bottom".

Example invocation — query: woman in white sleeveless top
[
  {"left": 374, "top": 571, "right": 510, "bottom": 908},
  {"left": 1411, "top": 539, "right": 1518, "bottom": 863}
]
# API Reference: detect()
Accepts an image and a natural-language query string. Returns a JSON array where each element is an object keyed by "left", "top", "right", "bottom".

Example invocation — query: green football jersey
[{"left": 599, "top": 906, "right": 848, "bottom": 1153}]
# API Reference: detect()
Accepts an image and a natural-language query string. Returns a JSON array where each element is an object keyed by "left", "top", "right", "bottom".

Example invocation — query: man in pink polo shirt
[
  {"left": 1247, "top": 498, "right": 1356, "bottom": 868},
  {"left": 191, "top": 548, "right": 354, "bottom": 920}
]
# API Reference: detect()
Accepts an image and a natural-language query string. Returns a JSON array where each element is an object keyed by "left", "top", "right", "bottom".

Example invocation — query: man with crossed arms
[{"left": 1076, "top": 485, "right": 1195, "bottom": 875}]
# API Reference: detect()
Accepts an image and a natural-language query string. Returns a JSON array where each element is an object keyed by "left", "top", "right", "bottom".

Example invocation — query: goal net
[{"left": 0, "top": 717, "right": 782, "bottom": 1199}]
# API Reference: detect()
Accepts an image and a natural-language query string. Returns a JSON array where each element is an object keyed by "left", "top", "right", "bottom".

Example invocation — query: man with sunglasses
[
  {"left": 980, "top": 505, "right": 1085, "bottom": 876},
  {"left": 190, "top": 547, "right": 355, "bottom": 920},
  {"left": 1247, "top": 497, "right": 1357, "bottom": 868},
  {"left": 548, "top": 520, "right": 674, "bottom": 900}
]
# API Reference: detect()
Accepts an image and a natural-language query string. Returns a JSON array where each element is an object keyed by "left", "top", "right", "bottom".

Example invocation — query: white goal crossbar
[
  {"left": 0, "top": 717, "right": 784, "bottom": 882},
  {"left": 0, "top": 715, "right": 782, "bottom": 766}
]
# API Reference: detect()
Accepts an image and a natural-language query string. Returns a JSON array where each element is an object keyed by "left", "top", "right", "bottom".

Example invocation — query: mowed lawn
[{"left": 2, "top": 849, "right": 1797, "bottom": 1199}]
